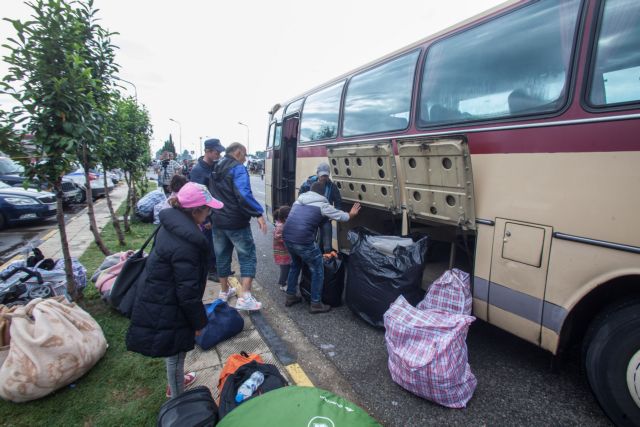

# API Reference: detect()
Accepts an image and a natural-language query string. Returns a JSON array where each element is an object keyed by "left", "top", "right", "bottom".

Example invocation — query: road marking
[
  {"left": 0, "top": 255, "right": 23, "bottom": 271},
  {"left": 41, "top": 229, "right": 57, "bottom": 242},
  {"left": 286, "top": 363, "right": 314, "bottom": 387}
]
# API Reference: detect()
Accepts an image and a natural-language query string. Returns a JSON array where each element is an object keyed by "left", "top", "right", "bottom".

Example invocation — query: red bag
[{"left": 217, "top": 351, "right": 263, "bottom": 403}]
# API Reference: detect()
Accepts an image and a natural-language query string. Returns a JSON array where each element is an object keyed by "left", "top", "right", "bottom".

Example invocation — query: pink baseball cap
[{"left": 177, "top": 182, "right": 224, "bottom": 210}]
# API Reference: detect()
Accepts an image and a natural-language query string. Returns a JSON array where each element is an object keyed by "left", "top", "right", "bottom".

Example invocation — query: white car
[{"left": 63, "top": 166, "right": 115, "bottom": 200}]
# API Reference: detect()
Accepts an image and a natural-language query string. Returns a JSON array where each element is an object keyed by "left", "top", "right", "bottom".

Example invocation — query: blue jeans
[
  {"left": 212, "top": 226, "right": 257, "bottom": 278},
  {"left": 285, "top": 241, "right": 324, "bottom": 303},
  {"left": 318, "top": 220, "right": 333, "bottom": 253}
]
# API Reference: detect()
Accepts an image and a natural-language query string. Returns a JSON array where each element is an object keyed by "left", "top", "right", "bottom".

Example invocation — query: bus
[{"left": 264, "top": 0, "right": 640, "bottom": 423}]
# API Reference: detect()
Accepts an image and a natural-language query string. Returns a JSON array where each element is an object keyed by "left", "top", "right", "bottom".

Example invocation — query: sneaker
[
  {"left": 279, "top": 284, "right": 287, "bottom": 292},
  {"left": 309, "top": 302, "right": 331, "bottom": 314},
  {"left": 218, "top": 287, "right": 237, "bottom": 301},
  {"left": 165, "top": 372, "right": 197, "bottom": 398},
  {"left": 285, "top": 294, "right": 302, "bottom": 307},
  {"left": 236, "top": 294, "right": 262, "bottom": 311}
]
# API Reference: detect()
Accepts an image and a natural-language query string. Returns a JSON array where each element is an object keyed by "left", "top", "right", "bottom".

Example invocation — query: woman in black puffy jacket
[{"left": 126, "top": 182, "right": 223, "bottom": 398}]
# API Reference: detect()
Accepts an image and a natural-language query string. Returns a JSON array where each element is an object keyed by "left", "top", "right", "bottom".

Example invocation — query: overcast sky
[{"left": 1, "top": 0, "right": 503, "bottom": 156}]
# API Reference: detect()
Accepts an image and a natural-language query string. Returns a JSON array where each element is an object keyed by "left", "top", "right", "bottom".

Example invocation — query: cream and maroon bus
[{"left": 264, "top": 0, "right": 639, "bottom": 423}]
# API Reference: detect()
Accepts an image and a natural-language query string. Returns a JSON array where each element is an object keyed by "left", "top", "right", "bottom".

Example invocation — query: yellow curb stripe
[
  {"left": 41, "top": 229, "right": 57, "bottom": 242},
  {"left": 285, "top": 363, "right": 314, "bottom": 387},
  {"left": 0, "top": 255, "right": 23, "bottom": 271}
]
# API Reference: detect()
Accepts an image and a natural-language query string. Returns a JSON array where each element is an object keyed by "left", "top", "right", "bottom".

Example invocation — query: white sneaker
[
  {"left": 235, "top": 294, "right": 262, "bottom": 311},
  {"left": 279, "top": 285, "right": 287, "bottom": 292},
  {"left": 218, "top": 287, "right": 237, "bottom": 302}
]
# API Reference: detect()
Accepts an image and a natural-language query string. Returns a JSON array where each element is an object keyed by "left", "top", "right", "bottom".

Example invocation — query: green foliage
[{"left": 1, "top": 0, "right": 104, "bottom": 188}]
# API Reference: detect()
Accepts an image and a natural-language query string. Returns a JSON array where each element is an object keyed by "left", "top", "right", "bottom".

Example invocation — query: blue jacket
[
  {"left": 283, "top": 192, "right": 349, "bottom": 245},
  {"left": 189, "top": 157, "right": 215, "bottom": 187},
  {"left": 209, "top": 155, "right": 263, "bottom": 229},
  {"left": 299, "top": 176, "right": 342, "bottom": 209}
]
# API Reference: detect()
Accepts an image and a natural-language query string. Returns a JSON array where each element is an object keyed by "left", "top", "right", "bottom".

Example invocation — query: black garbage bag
[
  {"left": 345, "top": 227, "right": 428, "bottom": 328},
  {"left": 300, "top": 254, "right": 345, "bottom": 307}
]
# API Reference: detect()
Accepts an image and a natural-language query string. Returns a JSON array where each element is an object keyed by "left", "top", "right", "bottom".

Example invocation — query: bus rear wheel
[{"left": 584, "top": 301, "right": 640, "bottom": 427}]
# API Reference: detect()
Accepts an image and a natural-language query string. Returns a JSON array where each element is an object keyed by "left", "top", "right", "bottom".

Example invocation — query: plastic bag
[
  {"left": 345, "top": 227, "right": 428, "bottom": 328},
  {"left": 420, "top": 269, "right": 472, "bottom": 315},
  {"left": 384, "top": 295, "right": 476, "bottom": 408},
  {"left": 135, "top": 189, "right": 166, "bottom": 222}
]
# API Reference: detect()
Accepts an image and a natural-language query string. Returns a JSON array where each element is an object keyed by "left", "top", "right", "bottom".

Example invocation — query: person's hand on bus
[
  {"left": 349, "top": 203, "right": 362, "bottom": 219},
  {"left": 257, "top": 216, "right": 267, "bottom": 234}
]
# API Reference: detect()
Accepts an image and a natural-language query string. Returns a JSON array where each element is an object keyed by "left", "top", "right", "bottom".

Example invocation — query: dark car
[
  {"left": 0, "top": 181, "right": 57, "bottom": 229},
  {"left": 0, "top": 156, "right": 82, "bottom": 204}
]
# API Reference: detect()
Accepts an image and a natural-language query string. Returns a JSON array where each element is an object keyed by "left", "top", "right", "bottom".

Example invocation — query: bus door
[{"left": 272, "top": 115, "right": 298, "bottom": 209}]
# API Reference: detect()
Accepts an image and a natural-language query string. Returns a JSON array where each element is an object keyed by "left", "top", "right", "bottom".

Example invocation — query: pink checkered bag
[
  {"left": 384, "top": 295, "right": 477, "bottom": 408},
  {"left": 419, "top": 269, "right": 472, "bottom": 315}
]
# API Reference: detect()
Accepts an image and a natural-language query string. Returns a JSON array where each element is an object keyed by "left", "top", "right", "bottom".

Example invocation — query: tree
[
  {"left": 160, "top": 134, "right": 176, "bottom": 156},
  {"left": 1, "top": 0, "right": 101, "bottom": 296},
  {"left": 180, "top": 149, "right": 191, "bottom": 161},
  {"left": 75, "top": 0, "right": 118, "bottom": 256},
  {"left": 107, "top": 96, "right": 152, "bottom": 232}
]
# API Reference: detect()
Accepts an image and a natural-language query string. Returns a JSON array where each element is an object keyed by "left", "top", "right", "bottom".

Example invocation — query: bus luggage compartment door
[
  {"left": 327, "top": 141, "right": 400, "bottom": 212},
  {"left": 398, "top": 137, "right": 476, "bottom": 230}
]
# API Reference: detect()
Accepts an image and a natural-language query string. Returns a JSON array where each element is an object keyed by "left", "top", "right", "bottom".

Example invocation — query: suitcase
[
  {"left": 300, "top": 254, "right": 345, "bottom": 307},
  {"left": 157, "top": 386, "right": 218, "bottom": 427}
]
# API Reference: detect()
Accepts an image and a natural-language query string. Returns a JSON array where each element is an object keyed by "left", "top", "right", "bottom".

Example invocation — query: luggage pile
[
  {"left": 135, "top": 189, "right": 166, "bottom": 223},
  {"left": 0, "top": 249, "right": 87, "bottom": 306},
  {"left": 157, "top": 351, "right": 382, "bottom": 427},
  {"left": 384, "top": 269, "right": 477, "bottom": 408}
]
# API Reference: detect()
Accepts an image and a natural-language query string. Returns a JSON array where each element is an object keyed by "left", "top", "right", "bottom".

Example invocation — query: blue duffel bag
[{"left": 196, "top": 299, "right": 244, "bottom": 350}]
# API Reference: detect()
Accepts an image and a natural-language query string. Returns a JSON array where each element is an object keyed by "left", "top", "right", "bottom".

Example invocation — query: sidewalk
[{"left": 15, "top": 183, "right": 303, "bottom": 397}]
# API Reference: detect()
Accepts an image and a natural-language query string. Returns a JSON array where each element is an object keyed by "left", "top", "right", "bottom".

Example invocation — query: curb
[{"left": 227, "top": 276, "right": 315, "bottom": 387}]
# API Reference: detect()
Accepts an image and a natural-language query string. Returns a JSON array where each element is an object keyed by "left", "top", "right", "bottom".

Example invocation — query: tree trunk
[
  {"left": 82, "top": 143, "right": 110, "bottom": 256},
  {"left": 104, "top": 170, "right": 125, "bottom": 246},
  {"left": 131, "top": 173, "right": 139, "bottom": 207},
  {"left": 54, "top": 182, "right": 78, "bottom": 298},
  {"left": 123, "top": 171, "right": 132, "bottom": 232}
]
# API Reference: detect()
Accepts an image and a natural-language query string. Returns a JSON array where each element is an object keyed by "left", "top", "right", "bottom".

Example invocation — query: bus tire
[{"left": 584, "top": 300, "right": 640, "bottom": 427}]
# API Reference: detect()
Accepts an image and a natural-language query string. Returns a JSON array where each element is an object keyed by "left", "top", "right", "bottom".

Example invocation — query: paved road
[
  {"left": 248, "top": 176, "right": 610, "bottom": 426},
  {"left": 0, "top": 204, "right": 85, "bottom": 264}
]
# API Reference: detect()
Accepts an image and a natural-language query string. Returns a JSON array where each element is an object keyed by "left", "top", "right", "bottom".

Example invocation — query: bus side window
[
  {"left": 418, "top": 0, "right": 582, "bottom": 127},
  {"left": 587, "top": 0, "right": 640, "bottom": 107}
]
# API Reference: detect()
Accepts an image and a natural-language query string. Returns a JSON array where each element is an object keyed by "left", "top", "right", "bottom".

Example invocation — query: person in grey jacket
[{"left": 283, "top": 182, "right": 361, "bottom": 313}]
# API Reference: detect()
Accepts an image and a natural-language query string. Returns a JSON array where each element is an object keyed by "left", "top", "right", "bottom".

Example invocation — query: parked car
[
  {"left": 63, "top": 165, "right": 114, "bottom": 200},
  {"left": 0, "top": 181, "right": 57, "bottom": 229},
  {"left": 0, "top": 156, "right": 83, "bottom": 204}
]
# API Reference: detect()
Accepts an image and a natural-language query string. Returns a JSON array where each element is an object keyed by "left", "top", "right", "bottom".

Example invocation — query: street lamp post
[
  {"left": 115, "top": 77, "right": 137, "bottom": 101},
  {"left": 238, "top": 121, "right": 250, "bottom": 154},
  {"left": 169, "top": 118, "right": 182, "bottom": 158}
]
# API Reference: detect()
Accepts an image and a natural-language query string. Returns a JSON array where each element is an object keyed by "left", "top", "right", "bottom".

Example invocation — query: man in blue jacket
[
  {"left": 189, "top": 138, "right": 225, "bottom": 281},
  {"left": 209, "top": 142, "right": 267, "bottom": 311},
  {"left": 299, "top": 162, "right": 342, "bottom": 253},
  {"left": 284, "top": 182, "right": 360, "bottom": 313}
]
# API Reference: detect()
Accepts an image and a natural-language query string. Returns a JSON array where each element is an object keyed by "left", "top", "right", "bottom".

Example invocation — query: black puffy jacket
[{"left": 126, "top": 208, "right": 209, "bottom": 357}]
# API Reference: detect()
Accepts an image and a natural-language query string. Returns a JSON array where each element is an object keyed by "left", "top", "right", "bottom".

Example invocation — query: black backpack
[
  {"left": 218, "top": 361, "right": 288, "bottom": 419},
  {"left": 157, "top": 386, "right": 218, "bottom": 427}
]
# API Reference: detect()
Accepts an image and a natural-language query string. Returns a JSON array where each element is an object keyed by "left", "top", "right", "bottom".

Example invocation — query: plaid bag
[
  {"left": 418, "top": 269, "right": 472, "bottom": 315},
  {"left": 384, "top": 295, "right": 477, "bottom": 408}
]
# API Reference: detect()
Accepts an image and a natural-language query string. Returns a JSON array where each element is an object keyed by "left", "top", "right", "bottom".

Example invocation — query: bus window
[
  {"left": 267, "top": 122, "right": 275, "bottom": 149},
  {"left": 418, "top": 0, "right": 581, "bottom": 127},
  {"left": 343, "top": 50, "right": 420, "bottom": 137},
  {"left": 274, "top": 122, "right": 282, "bottom": 148},
  {"left": 285, "top": 98, "right": 304, "bottom": 115},
  {"left": 299, "top": 82, "right": 344, "bottom": 143},
  {"left": 588, "top": 0, "right": 640, "bottom": 107}
]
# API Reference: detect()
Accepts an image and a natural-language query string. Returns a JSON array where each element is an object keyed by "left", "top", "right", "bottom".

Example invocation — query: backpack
[
  {"left": 217, "top": 352, "right": 263, "bottom": 401},
  {"left": 218, "top": 361, "right": 288, "bottom": 419},
  {"left": 157, "top": 386, "right": 218, "bottom": 427}
]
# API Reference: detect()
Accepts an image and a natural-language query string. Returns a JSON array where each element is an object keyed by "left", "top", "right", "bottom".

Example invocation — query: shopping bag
[{"left": 0, "top": 297, "right": 107, "bottom": 402}]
